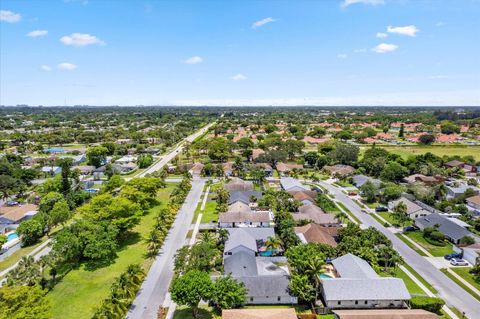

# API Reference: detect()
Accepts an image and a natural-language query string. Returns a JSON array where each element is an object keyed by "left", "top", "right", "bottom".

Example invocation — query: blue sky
[{"left": 1, "top": 0, "right": 479, "bottom": 106}]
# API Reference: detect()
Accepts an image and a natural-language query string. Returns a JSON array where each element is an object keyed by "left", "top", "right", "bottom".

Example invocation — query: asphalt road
[
  {"left": 319, "top": 180, "right": 480, "bottom": 319},
  {"left": 138, "top": 123, "right": 214, "bottom": 177},
  {"left": 126, "top": 178, "right": 205, "bottom": 319}
]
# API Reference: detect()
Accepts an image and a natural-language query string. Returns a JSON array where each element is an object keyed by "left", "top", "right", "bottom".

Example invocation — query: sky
[{"left": 1, "top": 0, "right": 479, "bottom": 106}]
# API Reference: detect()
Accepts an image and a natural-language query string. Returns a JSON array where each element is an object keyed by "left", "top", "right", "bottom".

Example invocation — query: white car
[{"left": 450, "top": 258, "right": 468, "bottom": 266}]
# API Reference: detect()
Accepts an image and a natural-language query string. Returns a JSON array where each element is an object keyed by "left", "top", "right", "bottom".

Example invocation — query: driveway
[
  {"left": 319, "top": 180, "right": 480, "bottom": 319},
  {"left": 126, "top": 178, "right": 205, "bottom": 319}
]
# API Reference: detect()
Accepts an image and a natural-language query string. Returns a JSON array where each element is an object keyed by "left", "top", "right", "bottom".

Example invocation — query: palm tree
[
  {"left": 217, "top": 228, "right": 229, "bottom": 245},
  {"left": 6, "top": 255, "right": 41, "bottom": 286},
  {"left": 304, "top": 255, "right": 326, "bottom": 294},
  {"left": 265, "top": 236, "right": 282, "bottom": 252},
  {"left": 200, "top": 231, "right": 215, "bottom": 245}
]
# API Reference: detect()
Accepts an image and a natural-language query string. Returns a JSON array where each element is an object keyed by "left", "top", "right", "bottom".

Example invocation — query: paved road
[
  {"left": 138, "top": 123, "right": 214, "bottom": 177},
  {"left": 319, "top": 180, "right": 480, "bottom": 319},
  {"left": 127, "top": 178, "right": 206, "bottom": 319}
]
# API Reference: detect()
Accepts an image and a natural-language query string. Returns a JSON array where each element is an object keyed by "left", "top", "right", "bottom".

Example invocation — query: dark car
[
  {"left": 444, "top": 253, "right": 462, "bottom": 260},
  {"left": 403, "top": 225, "right": 417, "bottom": 232},
  {"left": 375, "top": 206, "right": 388, "bottom": 212}
]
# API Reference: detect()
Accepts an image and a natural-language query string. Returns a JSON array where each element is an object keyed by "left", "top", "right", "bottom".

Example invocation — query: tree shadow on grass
[{"left": 173, "top": 307, "right": 214, "bottom": 319}]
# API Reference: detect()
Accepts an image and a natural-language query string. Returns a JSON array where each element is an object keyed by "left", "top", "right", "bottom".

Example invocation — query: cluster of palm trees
[
  {"left": 92, "top": 264, "right": 145, "bottom": 319},
  {"left": 6, "top": 254, "right": 60, "bottom": 290}
]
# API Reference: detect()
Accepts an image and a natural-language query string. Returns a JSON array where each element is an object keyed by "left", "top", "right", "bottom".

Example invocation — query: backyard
[{"left": 46, "top": 183, "right": 177, "bottom": 319}]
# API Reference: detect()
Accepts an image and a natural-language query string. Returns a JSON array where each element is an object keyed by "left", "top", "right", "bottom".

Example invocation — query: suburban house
[
  {"left": 403, "top": 174, "right": 444, "bottom": 186},
  {"left": 223, "top": 251, "right": 297, "bottom": 304},
  {"left": 73, "top": 165, "right": 96, "bottom": 175},
  {"left": 294, "top": 223, "right": 338, "bottom": 247},
  {"left": 253, "top": 163, "right": 273, "bottom": 177},
  {"left": 41, "top": 166, "right": 61, "bottom": 175},
  {"left": 319, "top": 254, "right": 410, "bottom": 309},
  {"left": 112, "top": 162, "right": 137, "bottom": 174},
  {"left": 276, "top": 162, "right": 304, "bottom": 176},
  {"left": 446, "top": 182, "right": 480, "bottom": 199},
  {"left": 224, "top": 228, "right": 275, "bottom": 257},
  {"left": 293, "top": 204, "right": 339, "bottom": 226},
  {"left": 251, "top": 148, "right": 265, "bottom": 161},
  {"left": 461, "top": 243, "right": 480, "bottom": 265},
  {"left": 466, "top": 195, "right": 480, "bottom": 214},
  {"left": 352, "top": 174, "right": 381, "bottom": 188},
  {"left": 225, "top": 178, "right": 254, "bottom": 192},
  {"left": 222, "top": 309, "right": 297, "bottom": 319},
  {"left": 228, "top": 190, "right": 263, "bottom": 206},
  {"left": 188, "top": 162, "right": 205, "bottom": 176},
  {"left": 324, "top": 165, "right": 355, "bottom": 177},
  {"left": 332, "top": 309, "right": 439, "bottom": 319},
  {"left": 218, "top": 211, "right": 273, "bottom": 228},
  {"left": 0, "top": 204, "right": 38, "bottom": 230},
  {"left": 280, "top": 177, "right": 310, "bottom": 192},
  {"left": 415, "top": 213, "right": 475, "bottom": 244},
  {"left": 222, "top": 162, "right": 233, "bottom": 176},
  {"left": 445, "top": 160, "right": 478, "bottom": 176},
  {"left": 388, "top": 197, "right": 431, "bottom": 220},
  {"left": 115, "top": 155, "right": 136, "bottom": 164},
  {"left": 292, "top": 191, "right": 316, "bottom": 205}
]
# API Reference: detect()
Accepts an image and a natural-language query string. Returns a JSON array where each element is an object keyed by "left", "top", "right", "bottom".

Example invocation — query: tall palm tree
[
  {"left": 6, "top": 255, "right": 41, "bottom": 286},
  {"left": 217, "top": 228, "right": 229, "bottom": 245},
  {"left": 265, "top": 236, "right": 282, "bottom": 251},
  {"left": 304, "top": 255, "right": 326, "bottom": 293}
]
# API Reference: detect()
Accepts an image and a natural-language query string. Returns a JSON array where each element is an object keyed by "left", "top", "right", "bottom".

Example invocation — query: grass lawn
[
  {"left": 374, "top": 145, "right": 480, "bottom": 161},
  {"left": 401, "top": 263, "right": 438, "bottom": 294},
  {"left": 335, "top": 202, "right": 361, "bottom": 224},
  {"left": 200, "top": 201, "right": 218, "bottom": 223},
  {"left": 377, "top": 212, "right": 412, "bottom": 227},
  {"left": 440, "top": 268, "right": 480, "bottom": 301},
  {"left": 173, "top": 306, "right": 218, "bottom": 319},
  {"left": 46, "top": 183, "right": 177, "bottom": 319},
  {"left": 396, "top": 233, "right": 428, "bottom": 257},
  {"left": 0, "top": 239, "right": 45, "bottom": 273},
  {"left": 379, "top": 267, "right": 426, "bottom": 295},
  {"left": 404, "top": 231, "right": 454, "bottom": 257},
  {"left": 371, "top": 212, "right": 391, "bottom": 226}
]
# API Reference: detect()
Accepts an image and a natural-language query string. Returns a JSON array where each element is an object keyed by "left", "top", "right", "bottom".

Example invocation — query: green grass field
[
  {"left": 377, "top": 212, "right": 413, "bottom": 227},
  {"left": 404, "top": 231, "right": 454, "bottom": 257},
  {"left": 379, "top": 267, "right": 426, "bottom": 295},
  {"left": 367, "top": 145, "right": 480, "bottom": 160},
  {"left": 46, "top": 184, "right": 177, "bottom": 319},
  {"left": 440, "top": 268, "right": 480, "bottom": 301}
]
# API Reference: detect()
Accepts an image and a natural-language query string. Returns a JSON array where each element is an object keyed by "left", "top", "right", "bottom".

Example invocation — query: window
[
  {"left": 364, "top": 301, "right": 368, "bottom": 305},
  {"left": 250, "top": 297, "right": 253, "bottom": 302},
  {"left": 355, "top": 301, "right": 358, "bottom": 305},
  {"left": 277, "top": 296, "right": 281, "bottom": 301},
  {"left": 337, "top": 301, "right": 341, "bottom": 305}
]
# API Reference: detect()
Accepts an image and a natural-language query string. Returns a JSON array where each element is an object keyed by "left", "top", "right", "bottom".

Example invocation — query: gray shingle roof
[
  {"left": 228, "top": 191, "right": 263, "bottom": 205},
  {"left": 332, "top": 253, "right": 379, "bottom": 279},
  {"left": 415, "top": 213, "right": 473, "bottom": 242},
  {"left": 322, "top": 278, "right": 410, "bottom": 301},
  {"left": 224, "top": 228, "right": 275, "bottom": 252},
  {"left": 219, "top": 211, "right": 272, "bottom": 223},
  {"left": 224, "top": 251, "right": 258, "bottom": 276},
  {"left": 280, "top": 177, "right": 310, "bottom": 191},
  {"left": 234, "top": 275, "right": 291, "bottom": 298}
]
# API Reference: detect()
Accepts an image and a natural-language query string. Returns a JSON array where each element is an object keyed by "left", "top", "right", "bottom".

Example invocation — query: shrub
[{"left": 410, "top": 296, "right": 445, "bottom": 314}]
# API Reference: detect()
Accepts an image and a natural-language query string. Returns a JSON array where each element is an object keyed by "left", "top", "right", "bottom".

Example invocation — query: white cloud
[
  {"left": 371, "top": 43, "right": 398, "bottom": 53},
  {"left": 27, "top": 30, "right": 48, "bottom": 37},
  {"left": 0, "top": 10, "right": 21, "bottom": 23},
  {"left": 60, "top": 33, "right": 105, "bottom": 47},
  {"left": 41, "top": 65, "right": 52, "bottom": 71},
  {"left": 252, "top": 17, "right": 276, "bottom": 29},
  {"left": 184, "top": 56, "right": 203, "bottom": 64},
  {"left": 57, "top": 62, "right": 77, "bottom": 70},
  {"left": 376, "top": 32, "right": 388, "bottom": 38},
  {"left": 387, "top": 25, "right": 419, "bottom": 37},
  {"left": 337, "top": 53, "right": 348, "bottom": 59},
  {"left": 231, "top": 73, "right": 247, "bottom": 81},
  {"left": 341, "top": 0, "right": 384, "bottom": 8}
]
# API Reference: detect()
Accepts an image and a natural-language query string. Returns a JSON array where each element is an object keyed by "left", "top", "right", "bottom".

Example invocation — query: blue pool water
[
  {"left": 259, "top": 250, "right": 274, "bottom": 257},
  {"left": 319, "top": 273, "right": 332, "bottom": 278},
  {"left": 7, "top": 233, "right": 18, "bottom": 242}
]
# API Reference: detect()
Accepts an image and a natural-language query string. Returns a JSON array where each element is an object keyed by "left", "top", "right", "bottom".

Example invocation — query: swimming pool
[
  {"left": 319, "top": 273, "right": 332, "bottom": 278},
  {"left": 259, "top": 250, "right": 274, "bottom": 257},
  {"left": 7, "top": 233, "right": 18, "bottom": 242}
]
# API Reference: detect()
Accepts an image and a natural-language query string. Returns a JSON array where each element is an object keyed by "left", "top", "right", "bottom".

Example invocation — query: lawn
[
  {"left": 377, "top": 212, "right": 412, "bottom": 227},
  {"left": 373, "top": 145, "right": 480, "bottom": 161},
  {"left": 396, "top": 233, "right": 428, "bottom": 257},
  {"left": 404, "top": 231, "right": 454, "bottom": 257},
  {"left": 0, "top": 239, "right": 45, "bottom": 273},
  {"left": 334, "top": 202, "right": 361, "bottom": 224},
  {"left": 173, "top": 306, "right": 218, "bottom": 319},
  {"left": 200, "top": 202, "right": 218, "bottom": 223},
  {"left": 440, "top": 267, "right": 480, "bottom": 301},
  {"left": 401, "top": 263, "right": 437, "bottom": 294},
  {"left": 46, "top": 183, "right": 177, "bottom": 319},
  {"left": 379, "top": 267, "right": 426, "bottom": 295}
]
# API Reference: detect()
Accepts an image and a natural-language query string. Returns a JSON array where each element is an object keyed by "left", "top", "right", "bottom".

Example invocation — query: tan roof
[
  {"left": 276, "top": 162, "right": 303, "bottom": 172},
  {"left": 0, "top": 204, "right": 38, "bottom": 222},
  {"left": 222, "top": 308, "right": 297, "bottom": 319},
  {"left": 293, "top": 205, "right": 338, "bottom": 225},
  {"left": 324, "top": 165, "right": 355, "bottom": 175},
  {"left": 294, "top": 223, "right": 338, "bottom": 247},
  {"left": 292, "top": 191, "right": 316, "bottom": 203},
  {"left": 466, "top": 195, "right": 480, "bottom": 206},
  {"left": 333, "top": 309, "right": 439, "bottom": 319},
  {"left": 219, "top": 211, "right": 271, "bottom": 223},
  {"left": 225, "top": 178, "right": 254, "bottom": 191},
  {"left": 252, "top": 148, "right": 265, "bottom": 160},
  {"left": 190, "top": 162, "right": 204, "bottom": 174},
  {"left": 227, "top": 202, "right": 252, "bottom": 213},
  {"left": 288, "top": 190, "right": 317, "bottom": 198}
]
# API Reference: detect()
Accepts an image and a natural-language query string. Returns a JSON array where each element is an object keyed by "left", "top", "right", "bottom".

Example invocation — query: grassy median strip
[
  {"left": 401, "top": 263, "right": 438, "bottom": 294},
  {"left": 335, "top": 201, "right": 361, "bottom": 224},
  {"left": 440, "top": 268, "right": 480, "bottom": 301}
]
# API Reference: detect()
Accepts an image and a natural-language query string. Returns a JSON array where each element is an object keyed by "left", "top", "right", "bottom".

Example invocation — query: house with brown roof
[
  {"left": 293, "top": 204, "right": 339, "bottom": 226},
  {"left": 225, "top": 178, "right": 254, "bottom": 191},
  {"left": 0, "top": 204, "right": 38, "bottom": 227},
  {"left": 222, "top": 308, "right": 297, "bottom": 319},
  {"left": 466, "top": 194, "right": 480, "bottom": 210},
  {"left": 292, "top": 191, "right": 316, "bottom": 205},
  {"left": 189, "top": 162, "right": 205, "bottom": 176},
  {"left": 332, "top": 309, "right": 438, "bottom": 319},
  {"left": 251, "top": 148, "right": 265, "bottom": 161},
  {"left": 276, "top": 162, "right": 304, "bottom": 176},
  {"left": 403, "top": 174, "right": 444, "bottom": 186},
  {"left": 324, "top": 165, "right": 355, "bottom": 177},
  {"left": 222, "top": 162, "right": 234, "bottom": 176},
  {"left": 295, "top": 223, "right": 338, "bottom": 247}
]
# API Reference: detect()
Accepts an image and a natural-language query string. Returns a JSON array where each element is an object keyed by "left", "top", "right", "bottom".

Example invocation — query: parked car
[
  {"left": 444, "top": 253, "right": 463, "bottom": 260},
  {"left": 450, "top": 258, "right": 468, "bottom": 266},
  {"left": 375, "top": 206, "right": 388, "bottom": 212},
  {"left": 403, "top": 225, "right": 417, "bottom": 232},
  {"left": 361, "top": 209, "right": 368, "bottom": 214},
  {"left": 348, "top": 192, "right": 357, "bottom": 196}
]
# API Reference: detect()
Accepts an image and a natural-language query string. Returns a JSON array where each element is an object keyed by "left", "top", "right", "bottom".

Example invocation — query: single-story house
[
  {"left": 294, "top": 223, "right": 338, "bottom": 247},
  {"left": 352, "top": 175, "right": 381, "bottom": 188},
  {"left": 324, "top": 165, "right": 355, "bottom": 177},
  {"left": 0, "top": 204, "right": 38, "bottom": 226},
  {"left": 415, "top": 213, "right": 474, "bottom": 244},
  {"left": 222, "top": 162, "right": 234, "bottom": 176},
  {"left": 222, "top": 308, "right": 297, "bottom": 319},
  {"left": 228, "top": 191, "right": 263, "bottom": 206},
  {"left": 445, "top": 160, "right": 477, "bottom": 175},
  {"left": 388, "top": 197, "right": 431, "bottom": 220},
  {"left": 466, "top": 195, "right": 480, "bottom": 210},
  {"left": 276, "top": 162, "right": 303, "bottom": 176},
  {"left": 218, "top": 211, "right": 273, "bottom": 228},
  {"left": 227, "top": 202, "right": 252, "bottom": 213},
  {"left": 403, "top": 174, "right": 444, "bottom": 186},
  {"left": 60, "top": 154, "right": 86, "bottom": 165},
  {"left": 189, "top": 162, "right": 205, "bottom": 176},
  {"left": 225, "top": 178, "right": 254, "bottom": 192},
  {"left": 254, "top": 163, "right": 273, "bottom": 177},
  {"left": 41, "top": 166, "right": 61, "bottom": 175},
  {"left": 116, "top": 155, "right": 136, "bottom": 164},
  {"left": 462, "top": 243, "right": 480, "bottom": 265},
  {"left": 280, "top": 177, "right": 310, "bottom": 192},
  {"left": 332, "top": 309, "right": 439, "bottom": 319},
  {"left": 224, "top": 228, "right": 275, "bottom": 256},
  {"left": 293, "top": 204, "right": 339, "bottom": 226},
  {"left": 72, "top": 165, "right": 96, "bottom": 175},
  {"left": 320, "top": 254, "right": 410, "bottom": 309},
  {"left": 446, "top": 183, "right": 480, "bottom": 199},
  {"left": 292, "top": 191, "right": 316, "bottom": 205},
  {"left": 251, "top": 148, "right": 265, "bottom": 161},
  {"left": 112, "top": 162, "right": 137, "bottom": 174}
]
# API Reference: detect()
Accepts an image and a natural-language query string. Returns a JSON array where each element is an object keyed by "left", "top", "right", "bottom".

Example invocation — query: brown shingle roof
[
  {"left": 0, "top": 204, "right": 38, "bottom": 222},
  {"left": 333, "top": 309, "right": 439, "bottom": 319},
  {"left": 222, "top": 308, "right": 297, "bottom": 319},
  {"left": 294, "top": 223, "right": 338, "bottom": 247},
  {"left": 219, "top": 211, "right": 271, "bottom": 223},
  {"left": 466, "top": 195, "right": 480, "bottom": 206}
]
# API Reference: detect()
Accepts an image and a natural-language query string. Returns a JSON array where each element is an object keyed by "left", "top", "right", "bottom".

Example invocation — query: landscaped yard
[
  {"left": 46, "top": 183, "right": 177, "bottom": 319},
  {"left": 439, "top": 267, "right": 480, "bottom": 301},
  {"left": 374, "top": 145, "right": 480, "bottom": 161},
  {"left": 173, "top": 306, "right": 218, "bottom": 319},
  {"left": 379, "top": 267, "right": 426, "bottom": 295},
  {"left": 404, "top": 231, "right": 454, "bottom": 257},
  {"left": 377, "top": 212, "right": 412, "bottom": 227}
]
